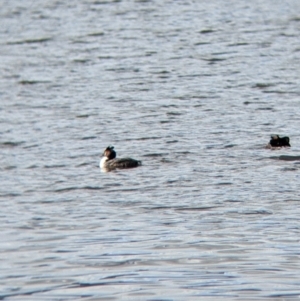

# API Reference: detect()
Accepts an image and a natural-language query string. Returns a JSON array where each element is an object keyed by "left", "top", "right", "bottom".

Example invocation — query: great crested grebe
[{"left": 100, "top": 146, "right": 142, "bottom": 170}]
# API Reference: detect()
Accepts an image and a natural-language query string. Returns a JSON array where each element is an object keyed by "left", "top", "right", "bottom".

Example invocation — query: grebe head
[
  {"left": 271, "top": 134, "right": 279, "bottom": 140},
  {"left": 103, "top": 146, "right": 116, "bottom": 160}
]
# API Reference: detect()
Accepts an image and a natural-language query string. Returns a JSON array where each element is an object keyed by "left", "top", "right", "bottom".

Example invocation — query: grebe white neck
[{"left": 100, "top": 156, "right": 108, "bottom": 168}]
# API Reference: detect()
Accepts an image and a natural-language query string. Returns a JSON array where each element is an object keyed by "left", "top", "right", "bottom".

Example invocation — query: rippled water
[{"left": 1, "top": 0, "right": 300, "bottom": 300}]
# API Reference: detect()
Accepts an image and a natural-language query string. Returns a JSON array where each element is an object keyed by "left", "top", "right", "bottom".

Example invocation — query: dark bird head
[{"left": 281, "top": 137, "right": 291, "bottom": 147}]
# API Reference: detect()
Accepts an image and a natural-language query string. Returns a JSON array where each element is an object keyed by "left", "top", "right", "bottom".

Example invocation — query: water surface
[{"left": 1, "top": 0, "right": 300, "bottom": 300}]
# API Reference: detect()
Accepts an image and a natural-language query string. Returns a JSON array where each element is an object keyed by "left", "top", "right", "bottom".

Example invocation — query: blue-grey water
[{"left": 1, "top": 0, "right": 300, "bottom": 300}]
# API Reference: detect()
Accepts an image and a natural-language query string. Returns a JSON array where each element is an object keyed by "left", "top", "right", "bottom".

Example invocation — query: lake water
[{"left": 1, "top": 0, "right": 300, "bottom": 300}]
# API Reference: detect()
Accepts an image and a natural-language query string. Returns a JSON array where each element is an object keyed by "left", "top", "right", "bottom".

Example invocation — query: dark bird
[{"left": 268, "top": 135, "right": 291, "bottom": 147}]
